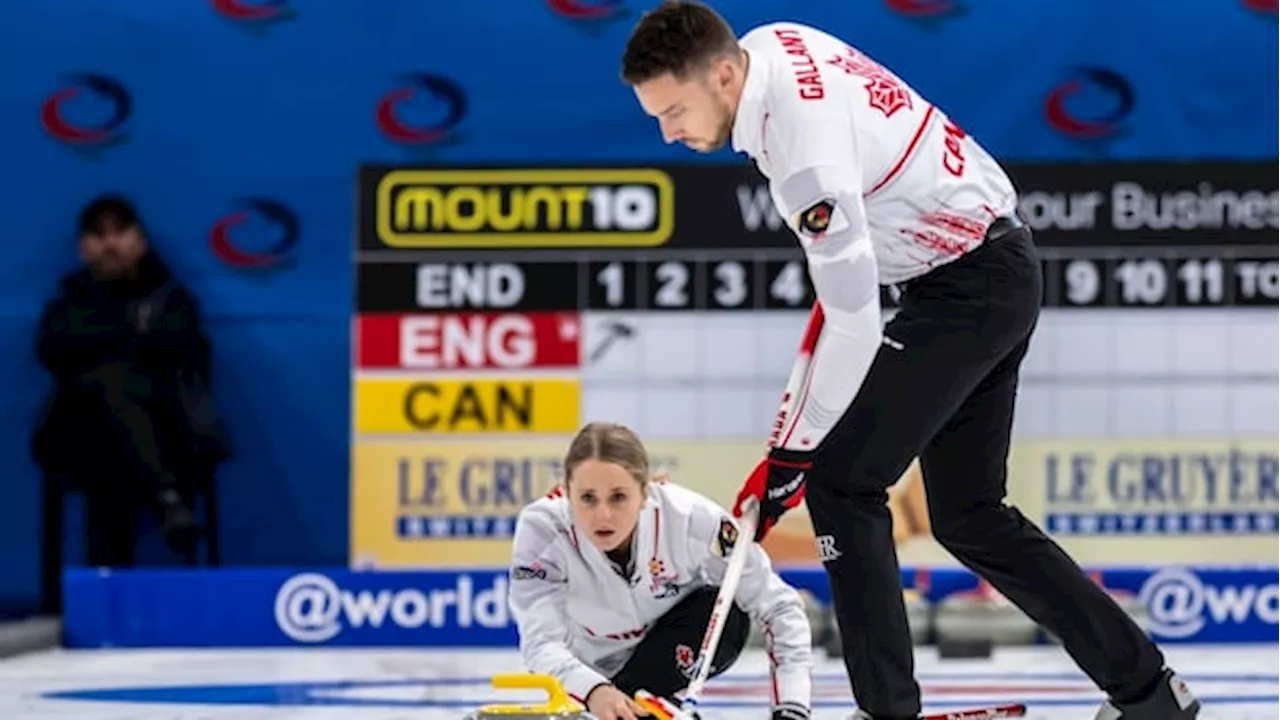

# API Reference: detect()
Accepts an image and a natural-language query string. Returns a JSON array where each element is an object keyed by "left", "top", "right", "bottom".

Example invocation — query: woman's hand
[{"left": 585, "top": 683, "right": 649, "bottom": 720}]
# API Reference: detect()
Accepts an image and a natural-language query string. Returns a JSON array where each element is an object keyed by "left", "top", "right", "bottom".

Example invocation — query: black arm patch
[{"left": 798, "top": 199, "right": 834, "bottom": 238}]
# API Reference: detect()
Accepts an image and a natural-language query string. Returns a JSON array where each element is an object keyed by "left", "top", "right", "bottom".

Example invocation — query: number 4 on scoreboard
[{"left": 764, "top": 260, "right": 813, "bottom": 309}]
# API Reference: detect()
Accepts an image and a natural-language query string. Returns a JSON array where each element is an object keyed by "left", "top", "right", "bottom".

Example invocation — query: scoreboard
[
  {"left": 349, "top": 160, "right": 1277, "bottom": 569},
  {"left": 358, "top": 160, "right": 1279, "bottom": 313},
  {"left": 358, "top": 249, "right": 1279, "bottom": 313}
]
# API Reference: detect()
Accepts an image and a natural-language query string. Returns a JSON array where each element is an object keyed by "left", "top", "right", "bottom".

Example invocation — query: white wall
[
  {"left": 1014, "top": 309, "right": 1277, "bottom": 438},
  {"left": 579, "top": 309, "right": 1279, "bottom": 440}
]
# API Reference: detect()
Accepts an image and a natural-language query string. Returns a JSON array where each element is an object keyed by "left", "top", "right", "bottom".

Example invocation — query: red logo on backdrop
[
  {"left": 357, "top": 312, "right": 580, "bottom": 370},
  {"left": 884, "top": 0, "right": 967, "bottom": 25},
  {"left": 209, "top": 198, "right": 299, "bottom": 271},
  {"left": 210, "top": 0, "right": 295, "bottom": 25},
  {"left": 546, "top": 0, "right": 627, "bottom": 22},
  {"left": 41, "top": 74, "right": 132, "bottom": 150},
  {"left": 375, "top": 74, "right": 467, "bottom": 147},
  {"left": 1240, "top": 0, "right": 1277, "bottom": 13},
  {"left": 885, "top": 0, "right": 956, "bottom": 16},
  {"left": 1044, "top": 67, "right": 1136, "bottom": 140}
]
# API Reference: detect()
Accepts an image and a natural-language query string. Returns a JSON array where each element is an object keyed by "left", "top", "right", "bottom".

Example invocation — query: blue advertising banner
[
  {"left": 63, "top": 565, "right": 1278, "bottom": 649},
  {"left": 63, "top": 569, "right": 517, "bottom": 649}
]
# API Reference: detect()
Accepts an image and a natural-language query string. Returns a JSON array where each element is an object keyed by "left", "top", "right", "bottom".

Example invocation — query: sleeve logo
[
  {"left": 512, "top": 564, "right": 548, "bottom": 580},
  {"left": 711, "top": 517, "right": 740, "bottom": 557},
  {"left": 799, "top": 200, "right": 834, "bottom": 239}
]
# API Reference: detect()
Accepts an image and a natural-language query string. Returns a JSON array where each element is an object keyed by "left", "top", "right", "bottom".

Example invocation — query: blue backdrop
[{"left": 0, "top": 0, "right": 1275, "bottom": 609}]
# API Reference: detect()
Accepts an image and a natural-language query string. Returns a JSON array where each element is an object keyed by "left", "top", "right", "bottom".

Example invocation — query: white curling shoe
[{"left": 1093, "top": 669, "right": 1201, "bottom": 720}]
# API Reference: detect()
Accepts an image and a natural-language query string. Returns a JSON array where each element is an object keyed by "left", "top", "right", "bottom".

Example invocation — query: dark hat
[{"left": 79, "top": 194, "right": 141, "bottom": 236}]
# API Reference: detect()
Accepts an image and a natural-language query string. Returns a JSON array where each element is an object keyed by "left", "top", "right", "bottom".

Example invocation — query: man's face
[
  {"left": 632, "top": 60, "right": 738, "bottom": 153},
  {"left": 79, "top": 221, "right": 146, "bottom": 279}
]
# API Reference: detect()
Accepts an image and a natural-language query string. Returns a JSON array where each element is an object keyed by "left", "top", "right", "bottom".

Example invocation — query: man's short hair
[
  {"left": 79, "top": 194, "right": 140, "bottom": 237},
  {"left": 621, "top": 1, "right": 740, "bottom": 85}
]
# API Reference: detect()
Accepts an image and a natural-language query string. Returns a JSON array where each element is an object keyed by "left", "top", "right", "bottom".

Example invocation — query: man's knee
[
  {"left": 809, "top": 444, "right": 915, "bottom": 500},
  {"left": 660, "top": 586, "right": 748, "bottom": 665},
  {"left": 929, "top": 502, "right": 1027, "bottom": 557},
  {"left": 805, "top": 481, "right": 893, "bottom": 546}
]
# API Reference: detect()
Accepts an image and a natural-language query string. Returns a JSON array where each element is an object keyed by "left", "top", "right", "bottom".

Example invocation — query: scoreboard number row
[
  {"left": 589, "top": 259, "right": 814, "bottom": 310},
  {"left": 356, "top": 253, "right": 1278, "bottom": 312},
  {"left": 1055, "top": 257, "right": 1278, "bottom": 307}
]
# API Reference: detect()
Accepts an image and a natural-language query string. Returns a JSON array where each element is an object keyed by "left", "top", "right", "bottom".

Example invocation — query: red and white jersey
[
  {"left": 732, "top": 21, "right": 1018, "bottom": 285},
  {"left": 508, "top": 480, "right": 813, "bottom": 710},
  {"left": 731, "top": 21, "right": 1018, "bottom": 452}
]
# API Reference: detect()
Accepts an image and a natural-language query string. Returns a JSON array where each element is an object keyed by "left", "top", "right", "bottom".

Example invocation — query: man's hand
[{"left": 733, "top": 447, "right": 812, "bottom": 541}]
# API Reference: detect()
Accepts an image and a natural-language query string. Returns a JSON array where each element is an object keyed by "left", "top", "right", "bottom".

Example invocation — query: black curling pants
[
  {"left": 610, "top": 585, "right": 750, "bottom": 702},
  {"left": 804, "top": 222, "right": 1165, "bottom": 719}
]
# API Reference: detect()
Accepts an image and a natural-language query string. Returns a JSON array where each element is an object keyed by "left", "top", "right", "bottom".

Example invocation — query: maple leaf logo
[
  {"left": 828, "top": 47, "right": 913, "bottom": 118},
  {"left": 675, "top": 644, "right": 694, "bottom": 668}
]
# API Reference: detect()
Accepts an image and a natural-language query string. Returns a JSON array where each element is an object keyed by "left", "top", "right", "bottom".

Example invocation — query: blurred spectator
[{"left": 31, "top": 195, "right": 231, "bottom": 572}]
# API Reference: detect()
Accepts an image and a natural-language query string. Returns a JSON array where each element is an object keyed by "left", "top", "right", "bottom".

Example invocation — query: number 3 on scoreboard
[{"left": 708, "top": 260, "right": 750, "bottom": 309}]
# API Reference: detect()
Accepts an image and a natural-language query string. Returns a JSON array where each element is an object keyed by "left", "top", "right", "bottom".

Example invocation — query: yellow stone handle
[{"left": 478, "top": 673, "right": 582, "bottom": 714}]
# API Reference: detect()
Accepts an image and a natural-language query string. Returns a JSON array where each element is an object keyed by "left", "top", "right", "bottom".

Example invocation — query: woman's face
[{"left": 568, "top": 459, "right": 645, "bottom": 553}]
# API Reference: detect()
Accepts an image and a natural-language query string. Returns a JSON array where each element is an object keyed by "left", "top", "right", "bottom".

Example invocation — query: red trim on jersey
[
  {"left": 865, "top": 105, "right": 936, "bottom": 198},
  {"left": 651, "top": 507, "right": 661, "bottom": 559}
]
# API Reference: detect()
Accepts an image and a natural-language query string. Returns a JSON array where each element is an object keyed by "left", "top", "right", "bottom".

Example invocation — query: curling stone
[
  {"left": 464, "top": 674, "right": 590, "bottom": 720},
  {"left": 936, "top": 637, "right": 996, "bottom": 659},
  {"left": 933, "top": 580, "right": 1038, "bottom": 658},
  {"left": 820, "top": 589, "right": 932, "bottom": 658},
  {"left": 904, "top": 588, "right": 933, "bottom": 647}
]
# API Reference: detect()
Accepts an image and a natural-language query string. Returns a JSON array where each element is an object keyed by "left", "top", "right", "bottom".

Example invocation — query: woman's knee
[{"left": 708, "top": 605, "right": 751, "bottom": 677}]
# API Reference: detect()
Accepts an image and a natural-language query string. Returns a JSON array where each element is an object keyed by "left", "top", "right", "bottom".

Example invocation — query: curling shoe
[{"left": 1094, "top": 669, "right": 1200, "bottom": 720}]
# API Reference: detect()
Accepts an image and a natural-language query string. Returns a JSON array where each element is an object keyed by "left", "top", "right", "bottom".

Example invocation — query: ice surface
[{"left": 1, "top": 644, "right": 1274, "bottom": 719}]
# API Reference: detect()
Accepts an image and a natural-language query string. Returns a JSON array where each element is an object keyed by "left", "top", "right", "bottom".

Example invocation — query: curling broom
[{"left": 634, "top": 303, "right": 824, "bottom": 720}]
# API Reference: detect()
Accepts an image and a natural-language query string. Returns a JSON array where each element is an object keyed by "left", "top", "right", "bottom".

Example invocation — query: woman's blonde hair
[{"left": 563, "top": 422, "right": 658, "bottom": 488}]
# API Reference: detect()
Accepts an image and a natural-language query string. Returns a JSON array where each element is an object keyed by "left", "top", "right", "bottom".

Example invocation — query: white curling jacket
[
  {"left": 508, "top": 479, "right": 813, "bottom": 709},
  {"left": 731, "top": 21, "right": 1019, "bottom": 455}
]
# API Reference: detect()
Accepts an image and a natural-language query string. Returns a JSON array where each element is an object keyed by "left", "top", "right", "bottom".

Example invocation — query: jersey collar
[{"left": 731, "top": 46, "right": 769, "bottom": 157}]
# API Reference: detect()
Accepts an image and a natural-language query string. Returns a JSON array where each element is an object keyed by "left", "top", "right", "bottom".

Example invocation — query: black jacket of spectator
[{"left": 31, "top": 249, "right": 231, "bottom": 487}]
